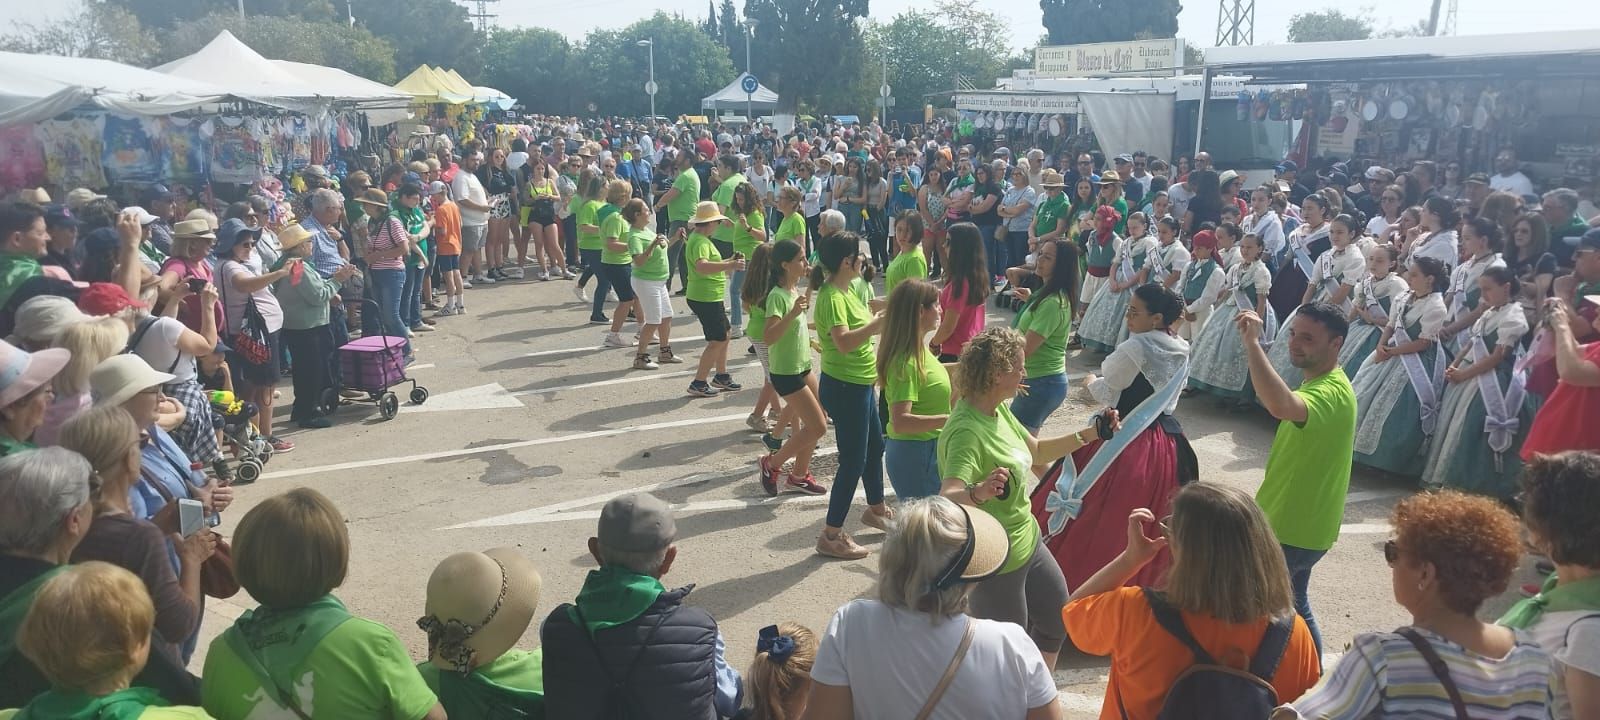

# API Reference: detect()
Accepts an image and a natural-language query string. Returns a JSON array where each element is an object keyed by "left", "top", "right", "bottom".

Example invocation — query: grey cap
[{"left": 599, "top": 493, "right": 676, "bottom": 552}]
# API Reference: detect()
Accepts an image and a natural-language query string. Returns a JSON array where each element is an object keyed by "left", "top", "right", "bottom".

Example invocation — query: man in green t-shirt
[{"left": 1238, "top": 302, "right": 1356, "bottom": 657}]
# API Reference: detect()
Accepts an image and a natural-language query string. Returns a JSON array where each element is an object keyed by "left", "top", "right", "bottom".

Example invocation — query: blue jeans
[
  {"left": 885, "top": 437, "right": 940, "bottom": 500},
  {"left": 578, "top": 248, "right": 612, "bottom": 321},
  {"left": 819, "top": 372, "right": 885, "bottom": 528},
  {"left": 729, "top": 268, "right": 746, "bottom": 327},
  {"left": 402, "top": 264, "right": 424, "bottom": 328},
  {"left": 368, "top": 268, "right": 411, "bottom": 357},
  {"left": 1282, "top": 543, "right": 1328, "bottom": 655},
  {"left": 978, "top": 223, "right": 1004, "bottom": 279},
  {"left": 1010, "top": 372, "right": 1068, "bottom": 432}
]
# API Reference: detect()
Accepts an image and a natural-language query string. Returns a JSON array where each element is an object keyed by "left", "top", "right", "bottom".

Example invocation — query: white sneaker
[
  {"left": 562, "top": 269, "right": 578, "bottom": 279},
  {"left": 729, "top": 326, "right": 745, "bottom": 339},
  {"left": 538, "top": 271, "right": 550, "bottom": 281},
  {"left": 502, "top": 267, "right": 524, "bottom": 279},
  {"left": 461, "top": 279, "right": 474, "bottom": 289},
  {"left": 411, "top": 324, "right": 436, "bottom": 332},
  {"left": 474, "top": 274, "right": 496, "bottom": 284},
  {"left": 602, "top": 332, "right": 629, "bottom": 348},
  {"left": 573, "top": 285, "right": 588, "bottom": 302},
  {"left": 436, "top": 306, "right": 457, "bottom": 316}
]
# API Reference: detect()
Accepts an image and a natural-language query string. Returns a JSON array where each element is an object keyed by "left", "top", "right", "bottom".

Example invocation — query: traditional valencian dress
[
  {"left": 1179, "top": 256, "right": 1226, "bottom": 342},
  {"left": 1351, "top": 289, "right": 1448, "bottom": 476},
  {"left": 1267, "top": 220, "right": 1331, "bottom": 321},
  {"left": 1441, "top": 251, "right": 1506, "bottom": 357},
  {"left": 1031, "top": 329, "right": 1195, "bottom": 590},
  {"left": 1188, "top": 258, "right": 1275, "bottom": 400},
  {"left": 1338, "top": 272, "right": 1409, "bottom": 380},
  {"left": 1422, "top": 301, "right": 1537, "bottom": 500},
  {"left": 1265, "top": 243, "right": 1365, "bottom": 392},
  {"left": 1078, "top": 233, "right": 1158, "bottom": 353}
]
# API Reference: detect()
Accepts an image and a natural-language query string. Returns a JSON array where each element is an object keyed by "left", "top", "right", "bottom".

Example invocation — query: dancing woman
[
  {"left": 877, "top": 280, "right": 951, "bottom": 500},
  {"left": 1031, "top": 284, "right": 1196, "bottom": 591},
  {"left": 1008, "top": 239, "right": 1080, "bottom": 435},
  {"left": 1351, "top": 256, "right": 1451, "bottom": 477},
  {"left": 1422, "top": 267, "right": 1537, "bottom": 500},
  {"left": 757, "top": 240, "right": 827, "bottom": 498}
]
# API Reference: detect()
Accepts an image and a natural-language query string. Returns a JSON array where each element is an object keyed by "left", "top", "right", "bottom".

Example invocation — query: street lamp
[
  {"left": 743, "top": 19, "right": 758, "bottom": 126},
  {"left": 637, "top": 38, "right": 656, "bottom": 120}
]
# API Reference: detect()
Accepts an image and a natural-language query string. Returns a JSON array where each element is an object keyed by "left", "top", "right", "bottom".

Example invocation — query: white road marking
[
  {"left": 408, "top": 383, "right": 525, "bottom": 413},
  {"left": 261, "top": 412, "right": 751, "bottom": 480},
  {"left": 408, "top": 363, "right": 436, "bottom": 370},
  {"left": 511, "top": 361, "right": 762, "bottom": 396},
  {"left": 517, "top": 335, "right": 708, "bottom": 358},
  {"left": 1345, "top": 488, "right": 1407, "bottom": 504}
]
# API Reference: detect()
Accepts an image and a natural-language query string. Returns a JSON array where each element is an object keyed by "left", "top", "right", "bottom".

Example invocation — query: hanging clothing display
[
  {"left": 210, "top": 117, "right": 263, "bottom": 184},
  {"left": 35, "top": 116, "right": 108, "bottom": 189},
  {"left": 101, "top": 115, "right": 163, "bottom": 183},
  {"left": 162, "top": 117, "right": 210, "bottom": 184},
  {"left": 0, "top": 125, "right": 46, "bottom": 192}
]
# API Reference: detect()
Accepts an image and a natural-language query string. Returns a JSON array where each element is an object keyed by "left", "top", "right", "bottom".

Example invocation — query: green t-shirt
[
  {"left": 684, "top": 232, "right": 726, "bottom": 303},
  {"left": 599, "top": 210, "right": 631, "bottom": 265},
  {"left": 1256, "top": 369, "right": 1357, "bottom": 551},
  {"left": 885, "top": 245, "right": 927, "bottom": 294},
  {"left": 1014, "top": 293, "right": 1072, "bottom": 378},
  {"left": 627, "top": 229, "right": 669, "bottom": 281},
  {"left": 733, "top": 210, "right": 765, "bottom": 257},
  {"left": 937, "top": 400, "right": 1038, "bottom": 574},
  {"left": 774, "top": 212, "right": 806, "bottom": 245},
  {"left": 814, "top": 283, "right": 876, "bottom": 385},
  {"left": 745, "top": 282, "right": 768, "bottom": 343},
  {"left": 712, "top": 173, "right": 746, "bottom": 243},
  {"left": 0, "top": 701, "right": 214, "bottom": 719},
  {"left": 850, "top": 276, "right": 875, "bottom": 309},
  {"left": 1032, "top": 192, "right": 1069, "bottom": 237},
  {"left": 884, "top": 348, "right": 951, "bottom": 441},
  {"left": 394, "top": 204, "right": 428, "bottom": 269},
  {"left": 575, "top": 200, "right": 604, "bottom": 251},
  {"left": 416, "top": 647, "right": 543, "bottom": 701},
  {"left": 668, "top": 169, "right": 701, "bottom": 222},
  {"left": 764, "top": 286, "right": 812, "bottom": 375},
  {"left": 201, "top": 617, "right": 438, "bottom": 720}
]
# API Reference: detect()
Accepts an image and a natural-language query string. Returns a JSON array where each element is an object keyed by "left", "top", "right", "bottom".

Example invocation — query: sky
[{"left": 3, "top": 0, "right": 1596, "bottom": 66}]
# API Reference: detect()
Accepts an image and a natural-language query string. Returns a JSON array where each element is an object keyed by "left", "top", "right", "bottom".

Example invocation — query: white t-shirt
[
  {"left": 131, "top": 315, "right": 198, "bottom": 384},
  {"left": 219, "top": 260, "right": 284, "bottom": 335},
  {"left": 1366, "top": 215, "right": 1393, "bottom": 238},
  {"left": 451, "top": 171, "right": 490, "bottom": 227},
  {"left": 1528, "top": 611, "right": 1600, "bottom": 720},
  {"left": 1167, "top": 182, "right": 1194, "bottom": 225},
  {"left": 810, "top": 600, "right": 1057, "bottom": 720},
  {"left": 1489, "top": 171, "right": 1534, "bottom": 198}
]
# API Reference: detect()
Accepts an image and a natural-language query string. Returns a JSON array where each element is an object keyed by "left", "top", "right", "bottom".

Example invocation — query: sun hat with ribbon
[
  {"left": 171, "top": 219, "right": 215, "bottom": 240},
  {"left": 418, "top": 547, "right": 542, "bottom": 675},
  {"left": 0, "top": 338, "right": 69, "bottom": 408}
]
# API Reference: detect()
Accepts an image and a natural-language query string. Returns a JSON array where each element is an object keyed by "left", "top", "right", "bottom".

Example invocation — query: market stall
[
  {"left": 701, "top": 73, "right": 779, "bottom": 115},
  {"left": 1201, "top": 29, "right": 1600, "bottom": 189}
]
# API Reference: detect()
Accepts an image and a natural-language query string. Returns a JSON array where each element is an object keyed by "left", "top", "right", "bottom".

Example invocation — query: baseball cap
[
  {"left": 144, "top": 184, "right": 174, "bottom": 203},
  {"left": 76, "top": 282, "right": 148, "bottom": 316},
  {"left": 1465, "top": 172, "right": 1490, "bottom": 185},
  {"left": 65, "top": 188, "right": 107, "bottom": 210},
  {"left": 122, "top": 207, "right": 159, "bottom": 225},
  {"left": 598, "top": 492, "right": 676, "bottom": 553},
  {"left": 1580, "top": 227, "right": 1600, "bottom": 252},
  {"left": 1114, "top": 153, "right": 1134, "bottom": 164},
  {"left": 43, "top": 205, "right": 80, "bottom": 230},
  {"left": 1364, "top": 166, "right": 1392, "bottom": 182},
  {"left": 1275, "top": 160, "right": 1298, "bottom": 174},
  {"left": 427, "top": 180, "right": 449, "bottom": 196},
  {"left": 303, "top": 164, "right": 329, "bottom": 179}
]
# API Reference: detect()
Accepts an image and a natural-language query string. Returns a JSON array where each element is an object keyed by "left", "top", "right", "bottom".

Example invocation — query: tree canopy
[
  {"left": 1286, "top": 9, "right": 1375, "bottom": 42},
  {"left": 744, "top": 0, "right": 870, "bottom": 114},
  {"left": 481, "top": 28, "right": 577, "bottom": 116},
  {"left": 575, "top": 13, "right": 736, "bottom": 117},
  {"left": 349, "top": 0, "right": 481, "bottom": 78},
  {"left": 865, "top": 0, "right": 1014, "bottom": 111},
  {"left": 1040, "top": 0, "right": 1181, "bottom": 46},
  {"left": 0, "top": 2, "right": 157, "bottom": 66}
]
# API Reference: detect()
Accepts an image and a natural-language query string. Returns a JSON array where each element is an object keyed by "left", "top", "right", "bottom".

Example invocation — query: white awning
[
  {"left": 701, "top": 73, "right": 779, "bottom": 111},
  {"left": 0, "top": 50, "right": 227, "bottom": 126}
]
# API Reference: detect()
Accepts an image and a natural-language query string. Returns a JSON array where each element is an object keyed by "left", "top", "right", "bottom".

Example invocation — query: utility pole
[
  {"left": 881, "top": 54, "right": 888, "bottom": 125},
  {"left": 744, "top": 19, "right": 758, "bottom": 127},
  {"left": 1215, "top": 0, "right": 1254, "bottom": 46},
  {"left": 468, "top": 0, "right": 499, "bottom": 35},
  {"left": 638, "top": 39, "right": 656, "bottom": 120},
  {"left": 237, "top": 0, "right": 245, "bottom": 19}
]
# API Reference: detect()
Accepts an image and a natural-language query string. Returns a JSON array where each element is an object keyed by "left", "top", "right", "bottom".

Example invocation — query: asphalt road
[{"left": 190, "top": 265, "right": 1542, "bottom": 716}]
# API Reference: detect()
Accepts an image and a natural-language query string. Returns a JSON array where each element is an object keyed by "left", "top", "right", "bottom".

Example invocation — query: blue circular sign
[{"left": 741, "top": 75, "right": 759, "bottom": 94}]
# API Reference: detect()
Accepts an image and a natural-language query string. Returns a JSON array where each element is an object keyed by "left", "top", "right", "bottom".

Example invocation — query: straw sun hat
[{"left": 419, "top": 547, "right": 542, "bottom": 674}]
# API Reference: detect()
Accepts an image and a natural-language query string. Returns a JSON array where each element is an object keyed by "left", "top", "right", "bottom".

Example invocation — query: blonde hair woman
[
  {"left": 803, "top": 496, "right": 1062, "bottom": 720},
  {"left": 876, "top": 279, "right": 950, "bottom": 500},
  {"left": 599, "top": 179, "right": 642, "bottom": 348},
  {"left": 202, "top": 488, "right": 445, "bottom": 720},
  {"left": 12, "top": 562, "right": 210, "bottom": 717},
  {"left": 1063, "top": 483, "right": 1321, "bottom": 719},
  {"left": 62, "top": 405, "right": 215, "bottom": 662},
  {"left": 37, "top": 316, "right": 127, "bottom": 446}
]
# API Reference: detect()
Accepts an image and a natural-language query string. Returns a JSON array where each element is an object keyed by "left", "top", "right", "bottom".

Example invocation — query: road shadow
[
  {"left": 615, "top": 429, "right": 752, "bottom": 471},
  {"left": 478, "top": 324, "right": 590, "bottom": 344},
  {"left": 692, "top": 552, "right": 877, "bottom": 621},
  {"left": 543, "top": 392, "right": 748, "bottom": 432}
]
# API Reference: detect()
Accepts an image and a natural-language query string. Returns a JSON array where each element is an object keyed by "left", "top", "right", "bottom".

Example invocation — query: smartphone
[
  {"left": 178, "top": 498, "right": 205, "bottom": 538},
  {"left": 186, "top": 278, "right": 206, "bottom": 293}
]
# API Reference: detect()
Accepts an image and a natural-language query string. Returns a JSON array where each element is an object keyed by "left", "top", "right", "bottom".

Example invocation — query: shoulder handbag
[
  {"left": 140, "top": 460, "right": 240, "bottom": 599},
  {"left": 912, "top": 618, "right": 976, "bottom": 720},
  {"left": 1395, "top": 627, "right": 1470, "bottom": 720},
  {"left": 217, "top": 260, "right": 271, "bottom": 367}
]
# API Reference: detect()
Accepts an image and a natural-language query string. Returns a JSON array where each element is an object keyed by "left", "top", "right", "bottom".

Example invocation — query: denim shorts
[
  {"left": 435, "top": 254, "right": 460, "bottom": 272},
  {"left": 1010, "top": 372, "right": 1068, "bottom": 432},
  {"left": 885, "top": 437, "right": 941, "bottom": 500}
]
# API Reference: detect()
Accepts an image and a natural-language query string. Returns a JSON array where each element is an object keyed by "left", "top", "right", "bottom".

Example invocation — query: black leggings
[{"left": 968, "top": 539, "right": 1069, "bottom": 652}]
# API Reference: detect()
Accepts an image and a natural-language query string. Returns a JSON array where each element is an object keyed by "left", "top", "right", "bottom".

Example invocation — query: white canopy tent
[
  {"left": 0, "top": 50, "right": 228, "bottom": 126},
  {"left": 271, "top": 60, "right": 414, "bottom": 125},
  {"left": 701, "top": 73, "right": 778, "bottom": 112},
  {"left": 472, "top": 86, "right": 516, "bottom": 110}
]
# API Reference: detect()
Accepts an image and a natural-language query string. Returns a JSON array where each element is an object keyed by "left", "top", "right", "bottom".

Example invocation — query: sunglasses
[{"left": 1383, "top": 539, "right": 1400, "bottom": 565}]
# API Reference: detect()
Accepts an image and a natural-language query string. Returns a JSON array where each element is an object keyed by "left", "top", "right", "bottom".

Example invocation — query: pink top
[
  {"left": 937, "top": 281, "right": 986, "bottom": 357},
  {"left": 366, "top": 216, "right": 407, "bottom": 271},
  {"left": 159, "top": 256, "right": 223, "bottom": 334},
  {"left": 35, "top": 391, "right": 90, "bottom": 447}
]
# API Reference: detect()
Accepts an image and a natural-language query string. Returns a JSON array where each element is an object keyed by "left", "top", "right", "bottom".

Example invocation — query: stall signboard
[
  {"left": 1034, "top": 39, "right": 1184, "bottom": 79},
  {"left": 955, "top": 93, "right": 1080, "bottom": 114}
]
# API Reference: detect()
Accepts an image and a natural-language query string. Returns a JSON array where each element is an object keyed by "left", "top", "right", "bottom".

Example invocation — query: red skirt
[{"left": 1030, "top": 425, "right": 1183, "bottom": 591}]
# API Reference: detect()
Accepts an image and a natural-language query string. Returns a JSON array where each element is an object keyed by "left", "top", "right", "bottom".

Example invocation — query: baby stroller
[
  {"left": 321, "top": 302, "right": 429, "bottom": 421},
  {"left": 209, "top": 391, "right": 272, "bottom": 484}
]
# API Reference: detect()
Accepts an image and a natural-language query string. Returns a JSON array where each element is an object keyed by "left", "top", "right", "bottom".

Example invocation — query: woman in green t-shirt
[
  {"left": 739, "top": 243, "right": 783, "bottom": 435},
  {"left": 1008, "top": 238, "right": 1080, "bottom": 434},
  {"left": 684, "top": 202, "right": 746, "bottom": 398},
  {"left": 772, "top": 186, "right": 807, "bottom": 259},
  {"left": 572, "top": 170, "right": 611, "bottom": 323},
  {"left": 625, "top": 199, "right": 679, "bottom": 371},
  {"left": 809, "top": 233, "right": 890, "bottom": 561},
  {"left": 729, "top": 183, "right": 767, "bottom": 333},
  {"left": 884, "top": 210, "right": 927, "bottom": 294},
  {"left": 757, "top": 239, "right": 826, "bottom": 497},
  {"left": 877, "top": 279, "right": 951, "bottom": 500},
  {"left": 598, "top": 180, "right": 640, "bottom": 350},
  {"left": 937, "top": 327, "right": 1112, "bottom": 670}
]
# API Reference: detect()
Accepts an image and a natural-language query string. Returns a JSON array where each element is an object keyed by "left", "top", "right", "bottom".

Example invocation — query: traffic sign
[
  {"left": 741, "top": 74, "right": 759, "bottom": 94},
  {"left": 644, "top": 80, "right": 658, "bottom": 95},
  {"left": 879, "top": 84, "right": 891, "bottom": 98}
]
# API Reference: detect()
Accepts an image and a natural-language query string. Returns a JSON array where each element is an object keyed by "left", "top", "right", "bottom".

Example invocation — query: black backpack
[{"left": 1123, "top": 588, "right": 1294, "bottom": 720}]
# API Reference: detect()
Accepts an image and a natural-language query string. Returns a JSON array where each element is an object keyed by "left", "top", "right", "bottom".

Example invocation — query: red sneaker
[
  {"left": 758, "top": 455, "right": 780, "bottom": 497},
  {"left": 269, "top": 437, "right": 295, "bottom": 453},
  {"left": 784, "top": 472, "right": 827, "bottom": 496}
]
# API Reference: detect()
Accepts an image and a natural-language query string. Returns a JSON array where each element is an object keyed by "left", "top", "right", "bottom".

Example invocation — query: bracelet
[{"left": 967, "top": 486, "right": 984, "bottom": 505}]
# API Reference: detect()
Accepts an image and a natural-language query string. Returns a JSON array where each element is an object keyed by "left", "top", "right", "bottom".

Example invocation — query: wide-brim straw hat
[
  {"left": 422, "top": 547, "right": 542, "bottom": 672},
  {"left": 352, "top": 188, "right": 391, "bottom": 209},
  {"left": 0, "top": 339, "right": 69, "bottom": 407},
  {"left": 1040, "top": 169, "right": 1067, "bottom": 188},
  {"left": 277, "top": 224, "right": 315, "bottom": 252},
  {"left": 172, "top": 218, "right": 215, "bottom": 239},
  {"left": 689, "top": 201, "right": 728, "bottom": 226},
  {"left": 1098, "top": 170, "right": 1125, "bottom": 185}
]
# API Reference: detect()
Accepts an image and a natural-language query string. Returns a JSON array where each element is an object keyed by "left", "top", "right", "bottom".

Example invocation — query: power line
[{"left": 467, "top": 0, "right": 499, "bottom": 34}]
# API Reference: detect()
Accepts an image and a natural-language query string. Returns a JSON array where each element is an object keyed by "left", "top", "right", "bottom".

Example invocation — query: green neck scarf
[
  {"left": 1499, "top": 573, "right": 1600, "bottom": 629},
  {"left": 16, "top": 686, "right": 167, "bottom": 720},
  {"left": 566, "top": 566, "right": 664, "bottom": 635},
  {"left": 0, "top": 564, "right": 66, "bottom": 666},
  {"left": 221, "top": 594, "right": 353, "bottom": 712},
  {"left": 437, "top": 655, "right": 544, "bottom": 720},
  {"left": 0, "top": 252, "right": 43, "bottom": 308}
]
